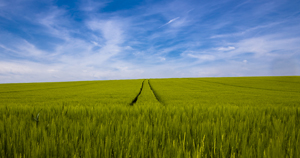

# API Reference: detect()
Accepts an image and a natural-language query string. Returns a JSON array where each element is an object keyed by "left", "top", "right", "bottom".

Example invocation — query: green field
[{"left": 0, "top": 76, "right": 299, "bottom": 157}]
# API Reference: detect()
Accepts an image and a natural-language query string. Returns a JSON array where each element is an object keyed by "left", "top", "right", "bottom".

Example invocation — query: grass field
[{"left": 0, "top": 76, "right": 299, "bottom": 157}]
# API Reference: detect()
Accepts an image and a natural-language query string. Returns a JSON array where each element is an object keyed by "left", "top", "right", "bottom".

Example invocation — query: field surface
[{"left": 0, "top": 76, "right": 299, "bottom": 157}]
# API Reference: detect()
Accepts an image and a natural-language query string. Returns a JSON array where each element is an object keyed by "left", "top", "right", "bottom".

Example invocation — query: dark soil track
[
  {"left": 129, "top": 79, "right": 162, "bottom": 105},
  {"left": 148, "top": 80, "right": 162, "bottom": 104},
  {"left": 130, "top": 80, "right": 145, "bottom": 105}
]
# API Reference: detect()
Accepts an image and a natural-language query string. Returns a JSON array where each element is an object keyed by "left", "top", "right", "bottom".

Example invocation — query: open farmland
[
  {"left": 150, "top": 76, "right": 300, "bottom": 106},
  {"left": 0, "top": 76, "right": 299, "bottom": 157}
]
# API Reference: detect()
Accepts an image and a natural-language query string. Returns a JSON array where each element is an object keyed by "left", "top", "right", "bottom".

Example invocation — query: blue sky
[{"left": 0, "top": 0, "right": 300, "bottom": 83}]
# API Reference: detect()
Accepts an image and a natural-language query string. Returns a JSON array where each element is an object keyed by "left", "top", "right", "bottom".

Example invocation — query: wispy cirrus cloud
[
  {"left": 217, "top": 46, "right": 235, "bottom": 51},
  {"left": 159, "top": 17, "right": 180, "bottom": 28}
]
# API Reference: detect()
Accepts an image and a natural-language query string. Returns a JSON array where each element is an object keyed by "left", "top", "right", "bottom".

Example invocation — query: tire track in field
[
  {"left": 130, "top": 80, "right": 145, "bottom": 105},
  {"left": 130, "top": 79, "right": 162, "bottom": 105},
  {"left": 148, "top": 80, "right": 163, "bottom": 104}
]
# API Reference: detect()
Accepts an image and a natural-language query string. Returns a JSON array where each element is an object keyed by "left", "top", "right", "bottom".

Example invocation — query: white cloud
[
  {"left": 0, "top": 44, "right": 18, "bottom": 54},
  {"left": 210, "top": 22, "right": 284, "bottom": 39},
  {"left": 181, "top": 51, "right": 216, "bottom": 62},
  {"left": 36, "top": 7, "right": 71, "bottom": 40},
  {"left": 91, "top": 41, "right": 101, "bottom": 46},
  {"left": 167, "top": 17, "right": 180, "bottom": 24},
  {"left": 187, "top": 54, "right": 215, "bottom": 61},
  {"left": 159, "top": 57, "right": 166, "bottom": 61},
  {"left": 18, "top": 40, "right": 46, "bottom": 57},
  {"left": 0, "top": 38, "right": 47, "bottom": 59},
  {"left": 229, "top": 35, "right": 300, "bottom": 58},
  {"left": 0, "top": 15, "right": 141, "bottom": 83},
  {"left": 159, "top": 17, "right": 180, "bottom": 28},
  {"left": 217, "top": 46, "right": 235, "bottom": 51},
  {"left": 0, "top": 59, "right": 147, "bottom": 83},
  {"left": 88, "top": 20, "right": 124, "bottom": 45},
  {"left": 0, "top": 61, "right": 34, "bottom": 74}
]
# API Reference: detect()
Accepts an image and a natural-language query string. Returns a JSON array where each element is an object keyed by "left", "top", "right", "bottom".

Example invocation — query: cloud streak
[{"left": 159, "top": 17, "right": 180, "bottom": 28}]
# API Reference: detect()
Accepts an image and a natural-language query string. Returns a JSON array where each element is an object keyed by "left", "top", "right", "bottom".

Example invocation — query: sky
[{"left": 0, "top": 0, "right": 300, "bottom": 83}]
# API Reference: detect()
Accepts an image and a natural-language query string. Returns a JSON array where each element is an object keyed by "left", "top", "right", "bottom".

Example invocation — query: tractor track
[
  {"left": 129, "top": 79, "right": 162, "bottom": 105},
  {"left": 148, "top": 80, "right": 163, "bottom": 104},
  {"left": 130, "top": 80, "right": 145, "bottom": 105}
]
